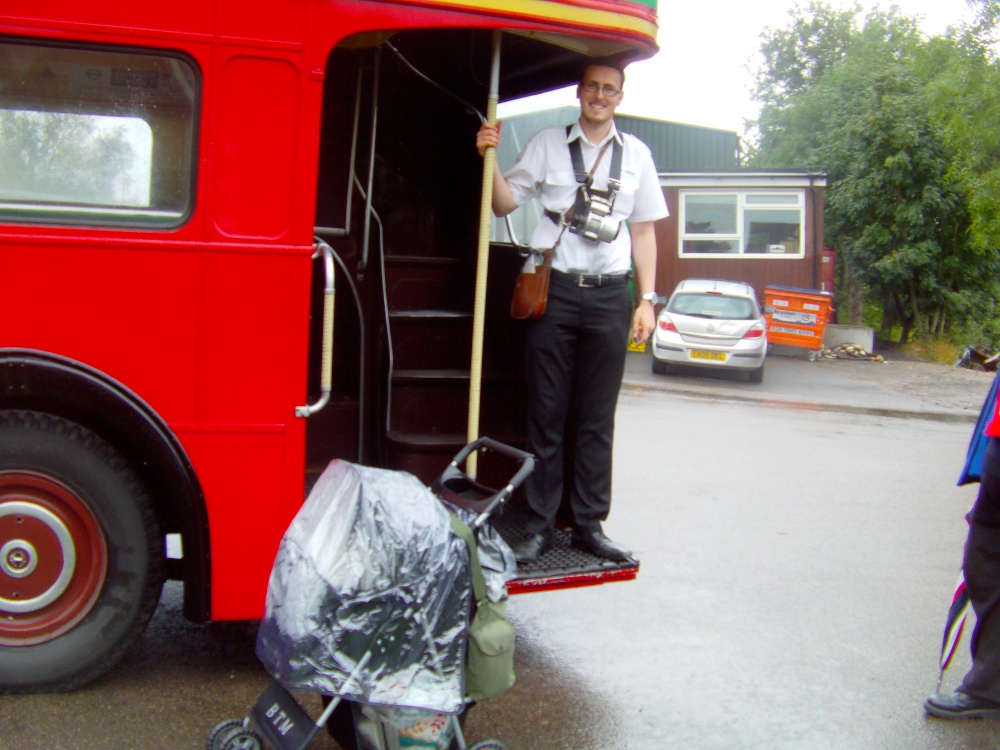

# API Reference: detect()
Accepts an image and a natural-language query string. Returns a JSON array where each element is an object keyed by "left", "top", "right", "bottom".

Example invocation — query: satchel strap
[{"left": 449, "top": 513, "right": 488, "bottom": 604}]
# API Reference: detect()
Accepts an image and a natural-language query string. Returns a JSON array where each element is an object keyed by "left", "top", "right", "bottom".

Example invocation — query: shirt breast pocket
[
  {"left": 544, "top": 170, "right": 578, "bottom": 189},
  {"left": 614, "top": 170, "right": 641, "bottom": 217}
]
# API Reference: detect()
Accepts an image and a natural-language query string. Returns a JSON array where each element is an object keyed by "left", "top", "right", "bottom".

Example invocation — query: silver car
[{"left": 651, "top": 278, "right": 767, "bottom": 383}]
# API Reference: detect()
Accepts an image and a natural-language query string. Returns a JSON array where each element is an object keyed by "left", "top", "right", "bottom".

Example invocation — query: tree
[
  {"left": 0, "top": 110, "right": 140, "bottom": 205},
  {"left": 749, "top": 0, "right": 860, "bottom": 154},
  {"left": 748, "top": 2, "right": 1000, "bottom": 345}
]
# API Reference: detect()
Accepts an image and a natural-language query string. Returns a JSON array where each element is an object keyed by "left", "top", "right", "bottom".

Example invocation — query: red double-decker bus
[{"left": 0, "top": 0, "right": 658, "bottom": 692}]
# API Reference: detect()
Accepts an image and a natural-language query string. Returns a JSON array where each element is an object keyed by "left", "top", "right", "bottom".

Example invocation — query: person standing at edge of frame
[
  {"left": 927, "top": 391, "right": 1000, "bottom": 719},
  {"left": 475, "top": 57, "right": 668, "bottom": 564}
]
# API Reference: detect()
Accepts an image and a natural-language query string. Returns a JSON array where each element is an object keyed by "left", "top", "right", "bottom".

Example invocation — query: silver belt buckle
[{"left": 577, "top": 274, "right": 597, "bottom": 288}]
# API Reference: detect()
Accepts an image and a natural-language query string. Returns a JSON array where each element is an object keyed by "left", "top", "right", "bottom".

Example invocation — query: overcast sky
[{"left": 499, "top": 0, "right": 979, "bottom": 135}]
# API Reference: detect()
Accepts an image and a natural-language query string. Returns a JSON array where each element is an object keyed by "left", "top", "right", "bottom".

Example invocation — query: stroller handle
[
  {"left": 451, "top": 437, "right": 535, "bottom": 496},
  {"left": 451, "top": 437, "right": 534, "bottom": 487},
  {"left": 436, "top": 438, "right": 536, "bottom": 530}
]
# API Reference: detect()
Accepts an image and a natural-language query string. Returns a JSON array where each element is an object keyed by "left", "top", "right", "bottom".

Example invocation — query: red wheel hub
[{"left": 0, "top": 471, "right": 108, "bottom": 646}]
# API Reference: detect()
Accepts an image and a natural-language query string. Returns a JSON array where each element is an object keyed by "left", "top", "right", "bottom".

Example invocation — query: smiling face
[{"left": 576, "top": 63, "right": 624, "bottom": 129}]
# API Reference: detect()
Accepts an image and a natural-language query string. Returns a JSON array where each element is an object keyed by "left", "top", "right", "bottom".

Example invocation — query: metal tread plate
[{"left": 491, "top": 505, "right": 639, "bottom": 594}]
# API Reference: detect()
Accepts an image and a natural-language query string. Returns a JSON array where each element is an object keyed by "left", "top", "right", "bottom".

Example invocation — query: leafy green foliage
[
  {"left": 748, "top": 1, "right": 1000, "bottom": 346},
  {"left": 0, "top": 110, "right": 140, "bottom": 205}
]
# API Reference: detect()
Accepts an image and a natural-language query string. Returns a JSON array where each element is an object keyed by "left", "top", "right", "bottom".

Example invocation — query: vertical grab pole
[{"left": 466, "top": 30, "right": 502, "bottom": 479}]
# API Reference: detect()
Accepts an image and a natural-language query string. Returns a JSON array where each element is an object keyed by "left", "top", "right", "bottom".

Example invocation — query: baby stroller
[{"left": 207, "top": 437, "right": 533, "bottom": 750}]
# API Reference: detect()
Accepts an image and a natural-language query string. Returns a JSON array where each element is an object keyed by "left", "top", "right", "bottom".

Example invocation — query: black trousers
[
  {"left": 961, "top": 438, "right": 1000, "bottom": 701},
  {"left": 522, "top": 271, "right": 632, "bottom": 535}
]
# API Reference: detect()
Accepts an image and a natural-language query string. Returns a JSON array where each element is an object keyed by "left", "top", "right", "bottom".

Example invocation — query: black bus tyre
[{"left": 0, "top": 410, "right": 163, "bottom": 692}]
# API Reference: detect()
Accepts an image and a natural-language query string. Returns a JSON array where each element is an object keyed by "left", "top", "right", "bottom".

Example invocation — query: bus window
[{"left": 0, "top": 40, "right": 199, "bottom": 228}]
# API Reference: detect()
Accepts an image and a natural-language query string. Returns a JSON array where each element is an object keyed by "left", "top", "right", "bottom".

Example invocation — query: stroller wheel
[
  {"left": 206, "top": 719, "right": 263, "bottom": 750},
  {"left": 206, "top": 720, "right": 243, "bottom": 750},
  {"left": 221, "top": 729, "right": 264, "bottom": 750}
]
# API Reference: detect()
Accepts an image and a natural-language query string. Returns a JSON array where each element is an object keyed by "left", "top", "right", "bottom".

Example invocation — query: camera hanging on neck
[{"left": 567, "top": 125, "right": 623, "bottom": 244}]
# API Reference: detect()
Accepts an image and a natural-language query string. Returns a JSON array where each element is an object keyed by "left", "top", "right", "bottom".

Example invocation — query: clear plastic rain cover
[{"left": 256, "top": 459, "right": 513, "bottom": 715}]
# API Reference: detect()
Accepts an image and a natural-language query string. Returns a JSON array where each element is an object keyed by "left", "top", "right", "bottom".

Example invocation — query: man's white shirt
[{"left": 503, "top": 120, "right": 668, "bottom": 275}]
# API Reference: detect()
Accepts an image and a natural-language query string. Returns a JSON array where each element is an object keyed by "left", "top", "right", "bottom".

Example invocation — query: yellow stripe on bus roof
[{"left": 400, "top": 0, "right": 659, "bottom": 41}]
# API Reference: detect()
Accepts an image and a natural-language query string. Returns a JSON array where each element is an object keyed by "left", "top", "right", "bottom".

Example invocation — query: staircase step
[
  {"left": 391, "top": 368, "right": 519, "bottom": 384},
  {"left": 388, "top": 374, "right": 526, "bottom": 442},
  {"left": 393, "top": 368, "right": 469, "bottom": 383},
  {"left": 390, "top": 309, "right": 472, "bottom": 321},
  {"left": 384, "top": 256, "right": 470, "bottom": 312},
  {"left": 390, "top": 379, "right": 469, "bottom": 434},
  {"left": 389, "top": 310, "right": 472, "bottom": 370}
]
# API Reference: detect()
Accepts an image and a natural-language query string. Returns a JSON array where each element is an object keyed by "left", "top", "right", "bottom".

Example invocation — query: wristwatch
[{"left": 640, "top": 292, "right": 657, "bottom": 302}]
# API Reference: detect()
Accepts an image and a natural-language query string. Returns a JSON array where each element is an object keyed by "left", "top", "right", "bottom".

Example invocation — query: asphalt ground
[{"left": 622, "top": 345, "right": 995, "bottom": 421}]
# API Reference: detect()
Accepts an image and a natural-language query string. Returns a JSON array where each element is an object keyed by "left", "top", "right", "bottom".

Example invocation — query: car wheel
[
  {"left": 0, "top": 411, "right": 163, "bottom": 692},
  {"left": 651, "top": 359, "right": 670, "bottom": 376},
  {"left": 748, "top": 365, "right": 764, "bottom": 384}
]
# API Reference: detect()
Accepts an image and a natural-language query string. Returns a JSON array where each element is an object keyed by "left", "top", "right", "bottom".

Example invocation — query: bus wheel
[{"left": 0, "top": 410, "right": 163, "bottom": 692}]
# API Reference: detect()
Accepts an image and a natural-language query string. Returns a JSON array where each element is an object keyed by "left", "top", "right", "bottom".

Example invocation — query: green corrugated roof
[{"left": 496, "top": 106, "right": 739, "bottom": 172}]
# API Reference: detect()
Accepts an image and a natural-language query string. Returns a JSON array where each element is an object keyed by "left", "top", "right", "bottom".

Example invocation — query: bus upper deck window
[{"left": 0, "top": 40, "right": 199, "bottom": 229}]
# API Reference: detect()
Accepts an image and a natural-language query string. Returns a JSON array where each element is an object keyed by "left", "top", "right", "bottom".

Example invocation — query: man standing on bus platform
[{"left": 476, "top": 59, "right": 668, "bottom": 563}]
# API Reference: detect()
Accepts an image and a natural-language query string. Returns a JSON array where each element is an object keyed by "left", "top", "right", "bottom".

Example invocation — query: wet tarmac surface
[{"left": 3, "top": 350, "right": 1000, "bottom": 749}]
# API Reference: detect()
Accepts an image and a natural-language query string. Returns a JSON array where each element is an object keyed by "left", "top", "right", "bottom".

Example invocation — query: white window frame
[{"left": 679, "top": 190, "right": 806, "bottom": 259}]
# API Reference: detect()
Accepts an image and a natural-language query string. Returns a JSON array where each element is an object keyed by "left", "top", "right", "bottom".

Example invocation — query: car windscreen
[{"left": 668, "top": 293, "right": 756, "bottom": 320}]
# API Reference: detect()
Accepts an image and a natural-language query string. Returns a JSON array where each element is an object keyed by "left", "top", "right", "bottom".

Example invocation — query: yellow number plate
[{"left": 690, "top": 349, "right": 726, "bottom": 361}]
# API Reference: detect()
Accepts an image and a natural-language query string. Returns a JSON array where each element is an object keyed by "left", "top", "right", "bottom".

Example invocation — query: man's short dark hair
[{"left": 580, "top": 57, "right": 625, "bottom": 89}]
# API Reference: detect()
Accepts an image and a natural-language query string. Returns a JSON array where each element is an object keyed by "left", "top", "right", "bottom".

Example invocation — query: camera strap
[{"left": 567, "top": 124, "right": 623, "bottom": 191}]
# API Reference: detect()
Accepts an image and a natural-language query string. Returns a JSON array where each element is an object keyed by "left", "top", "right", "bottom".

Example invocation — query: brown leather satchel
[{"left": 510, "top": 249, "right": 553, "bottom": 320}]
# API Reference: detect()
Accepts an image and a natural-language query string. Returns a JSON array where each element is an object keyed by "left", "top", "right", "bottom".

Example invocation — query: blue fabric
[{"left": 959, "top": 372, "right": 1000, "bottom": 485}]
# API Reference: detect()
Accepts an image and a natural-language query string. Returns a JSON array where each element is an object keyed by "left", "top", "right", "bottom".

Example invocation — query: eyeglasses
[{"left": 581, "top": 81, "right": 621, "bottom": 98}]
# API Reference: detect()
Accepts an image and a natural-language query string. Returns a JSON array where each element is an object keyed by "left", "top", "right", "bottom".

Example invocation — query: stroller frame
[{"left": 207, "top": 437, "right": 534, "bottom": 750}]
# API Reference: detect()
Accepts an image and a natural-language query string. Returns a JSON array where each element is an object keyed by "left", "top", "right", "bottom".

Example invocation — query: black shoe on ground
[
  {"left": 511, "top": 530, "right": 552, "bottom": 564},
  {"left": 925, "top": 691, "right": 1000, "bottom": 719},
  {"left": 571, "top": 529, "right": 632, "bottom": 561}
]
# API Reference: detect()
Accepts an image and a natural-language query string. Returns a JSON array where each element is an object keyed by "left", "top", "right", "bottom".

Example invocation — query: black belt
[{"left": 551, "top": 269, "right": 630, "bottom": 288}]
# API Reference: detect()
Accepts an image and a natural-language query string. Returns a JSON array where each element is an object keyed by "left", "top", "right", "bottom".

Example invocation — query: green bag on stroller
[{"left": 449, "top": 514, "right": 516, "bottom": 702}]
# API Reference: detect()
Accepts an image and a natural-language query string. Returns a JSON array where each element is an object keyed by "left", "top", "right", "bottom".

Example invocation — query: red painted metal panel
[
  {"left": 184, "top": 429, "right": 302, "bottom": 619},
  {"left": 213, "top": 56, "right": 300, "bottom": 240},
  {"left": 0, "top": 1, "right": 214, "bottom": 40},
  {"left": 507, "top": 566, "right": 639, "bottom": 594},
  {"left": 0, "top": 238, "right": 202, "bottom": 422},
  {"left": 216, "top": 0, "right": 307, "bottom": 46}
]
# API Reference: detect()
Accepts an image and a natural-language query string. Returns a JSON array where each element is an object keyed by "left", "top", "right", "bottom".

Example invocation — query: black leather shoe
[
  {"left": 511, "top": 530, "right": 552, "bottom": 564},
  {"left": 571, "top": 529, "right": 632, "bottom": 561},
  {"left": 925, "top": 691, "right": 1000, "bottom": 719}
]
